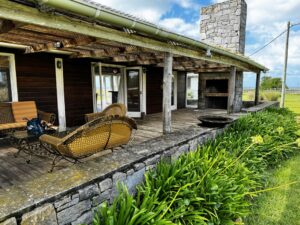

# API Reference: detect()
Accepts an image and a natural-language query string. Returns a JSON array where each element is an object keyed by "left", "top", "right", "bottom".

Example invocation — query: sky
[{"left": 96, "top": 0, "right": 300, "bottom": 88}]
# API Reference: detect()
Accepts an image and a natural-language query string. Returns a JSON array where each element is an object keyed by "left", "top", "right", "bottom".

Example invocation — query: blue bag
[{"left": 27, "top": 118, "right": 45, "bottom": 137}]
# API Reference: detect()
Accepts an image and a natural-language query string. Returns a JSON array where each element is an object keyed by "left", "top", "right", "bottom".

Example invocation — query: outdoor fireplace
[{"left": 198, "top": 75, "right": 229, "bottom": 110}]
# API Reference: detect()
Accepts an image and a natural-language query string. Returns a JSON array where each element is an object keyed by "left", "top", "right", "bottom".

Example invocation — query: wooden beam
[
  {"left": 163, "top": 52, "right": 173, "bottom": 134},
  {"left": 0, "top": 19, "right": 24, "bottom": 34},
  {"left": 227, "top": 66, "right": 236, "bottom": 114},
  {"left": 25, "top": 36, "right": 96, "bottom": 53},
  {"left": 255, "top": 71, "right": 261, "bottom": 105},
  {"left": 0, "top": 0, "right": 261, "bottom": 72}
]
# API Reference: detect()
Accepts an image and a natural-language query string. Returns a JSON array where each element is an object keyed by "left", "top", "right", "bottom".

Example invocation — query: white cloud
[{"left": 158, "top": 18, "right": 200, "bottom": 39}]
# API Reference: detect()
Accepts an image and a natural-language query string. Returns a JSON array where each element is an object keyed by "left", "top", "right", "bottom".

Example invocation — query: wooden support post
[
  {"left": 255, "top": 71, "right": 261, "bottom": 105},
  {"left": 227, "top": 66, "right": 236, "bottom": 114},
  {"left": 55, "top": 58, "right": 66, "bottom": 131},
  {"left": 163, "top": 52, "right": 173, "bottom": 134}
]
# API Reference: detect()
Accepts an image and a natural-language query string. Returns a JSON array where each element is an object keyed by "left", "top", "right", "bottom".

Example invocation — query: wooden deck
[{"left": 0, "top": 108, "right": 227, "bottom": 189}]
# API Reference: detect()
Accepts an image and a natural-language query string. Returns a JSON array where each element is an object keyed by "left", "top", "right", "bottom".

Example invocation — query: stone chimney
[{"left": 200, "top": 0, "right": 247, "bottom": 54}]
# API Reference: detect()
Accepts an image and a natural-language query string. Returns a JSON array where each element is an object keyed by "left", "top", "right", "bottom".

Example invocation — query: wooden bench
[{"left": 0, "top": 101, "right": 56, "bottom": 134}]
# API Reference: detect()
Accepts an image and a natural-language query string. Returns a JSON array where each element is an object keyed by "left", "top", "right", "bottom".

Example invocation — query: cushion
[
  {"left": 11, "top": 101, "right": 38, "bottom": 123},
  {"left": 0, "top": 122, "right": 27, "bottom": 131}
]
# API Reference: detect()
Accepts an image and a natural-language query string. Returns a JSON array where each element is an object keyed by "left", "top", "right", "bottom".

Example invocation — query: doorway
[{"left": 91, "top": 64, "right": 145, "bottom": 117}]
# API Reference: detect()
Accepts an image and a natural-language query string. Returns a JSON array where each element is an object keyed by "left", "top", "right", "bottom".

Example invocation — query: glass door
[
  {"left": 125, "top": 67, "right": 143, "bottom": 117},
  {"left": 91, "top": 63, "right": 123, "bottom": 112}
]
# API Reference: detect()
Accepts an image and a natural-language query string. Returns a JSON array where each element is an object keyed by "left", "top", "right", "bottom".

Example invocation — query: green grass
[
  {"left": 245, "top": 154, "right": 300, "bottom": 225},
  {"left": 243, "top": 91, "right": 300, "bottom": 115}
]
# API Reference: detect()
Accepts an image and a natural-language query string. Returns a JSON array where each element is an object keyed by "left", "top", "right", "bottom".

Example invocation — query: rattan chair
[
  {"left": 84, "top": 103, "right": 127, "bottom": 122},
  {"left": 39, "top": 115, "right": 137, "bottom": 172}
]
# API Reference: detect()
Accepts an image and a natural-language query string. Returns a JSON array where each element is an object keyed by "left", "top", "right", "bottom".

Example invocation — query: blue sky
[{"left": 98, "top": 0, "right": 300, "bottom": 88}]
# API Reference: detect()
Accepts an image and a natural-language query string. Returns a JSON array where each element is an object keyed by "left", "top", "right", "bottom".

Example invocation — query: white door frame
[
  {"left": 55, "top": 58, "right": 66, "bottom": 131},
  {"left": 124, "top": 67, "right": 145, "bottom": 117},
  {"left": 0, "top": 52, "right": 18, "bottom": 101},
  {"left": 91, "top": 63, "right": 125, "bottom": 113},
  {"left": 171, "top": 71, "right": 177, "bottom": 110}
]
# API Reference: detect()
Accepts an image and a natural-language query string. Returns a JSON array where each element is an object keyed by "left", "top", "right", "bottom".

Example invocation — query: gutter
[{"left": 34, "top": 0, "right": 268, "bottom": 72}]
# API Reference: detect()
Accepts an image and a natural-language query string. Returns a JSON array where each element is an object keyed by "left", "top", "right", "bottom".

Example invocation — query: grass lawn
[
  {"left": 245, "top": 154, "right": 300, "bottom": 225},
  {"left": 243, "top": 91, "right": 300, "bottom": 116},
  {"left": 244, "top": 100, "right": 300, "bottom": 225}
]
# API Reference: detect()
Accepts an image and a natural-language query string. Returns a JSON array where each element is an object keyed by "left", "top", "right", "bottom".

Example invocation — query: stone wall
[
  {"left": 0, "top": 126, "right": 228, "bottom": 225},
  {"left": 200, "top": 0, "right": 247, "bottom": 54},
  {"left": 199, "top": 0, "right": 247, "bottom": 112}
]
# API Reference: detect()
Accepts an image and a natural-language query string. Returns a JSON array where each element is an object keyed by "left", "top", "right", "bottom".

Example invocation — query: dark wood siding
[
  {"left": 63, "top": 58, "right": 93, "bottom": 127},
  {"left": 177, "top": 71, "right": 186, "bottom": 109},
  {"left": 146, "top": 67, "right": 163, "bottom": 114},
  {"left": 15, "top": 53, "right": 58, "bottom": 117}
]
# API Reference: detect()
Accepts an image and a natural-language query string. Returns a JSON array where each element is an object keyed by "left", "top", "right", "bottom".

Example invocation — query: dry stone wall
[{"left": 200, "top": 0, "right": 247, "bottom": 54}]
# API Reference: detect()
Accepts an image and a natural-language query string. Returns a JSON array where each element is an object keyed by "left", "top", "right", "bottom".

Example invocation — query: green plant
[
  {"left": 92, "top": 108, "right": 299, "bottom": 225},
  {"left": 260, "top": 91, "right": 281, "bottom": 101}
]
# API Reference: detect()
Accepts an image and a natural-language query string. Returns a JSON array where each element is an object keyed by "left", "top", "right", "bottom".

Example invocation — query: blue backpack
[{"left": 27, "top": 118, "right": 45, "bottom": 137}]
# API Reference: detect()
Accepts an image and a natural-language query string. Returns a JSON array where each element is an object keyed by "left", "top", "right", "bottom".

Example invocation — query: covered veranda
[{"left": 0, "top": 0, "right": 267, "bottom": 134}]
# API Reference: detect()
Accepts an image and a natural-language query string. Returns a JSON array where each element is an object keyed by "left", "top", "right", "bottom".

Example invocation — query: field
[{"left": 243, "top": 91, "right": 300, "bottom": 116}]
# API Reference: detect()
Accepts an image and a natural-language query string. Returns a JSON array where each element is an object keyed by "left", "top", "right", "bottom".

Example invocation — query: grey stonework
[
  {"left": 21, "top": 204, "right": 57, "bottom": 225},
  {"left": 200, "top": 0, "right": 247, "bottom": 54},
  {"left": 199, "top": 0, "right": 246, "bottom": 113},
  {"left": 0, "top": 218, "right": 17, "bottom": 225}
]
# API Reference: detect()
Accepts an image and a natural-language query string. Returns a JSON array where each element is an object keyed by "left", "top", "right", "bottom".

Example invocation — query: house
[
  {"left": 0, "top": 0, "right": 270, "bottom": 224},
  {"left": 0, "top": 0, "right": 266, "bottom": 133}
]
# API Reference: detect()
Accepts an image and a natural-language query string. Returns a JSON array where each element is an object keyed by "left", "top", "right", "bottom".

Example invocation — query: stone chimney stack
[{"left": 200, "top": 0, "right": 247, "bottom": 54}]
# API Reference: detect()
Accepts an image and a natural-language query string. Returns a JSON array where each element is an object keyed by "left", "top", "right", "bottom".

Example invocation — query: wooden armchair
[
  {"left": 39, "top": 115, "right": 137, "bottom": 172},
  {"left": 85, "top": 103, "right": 127, "bottom": 122},
  {"left": 0, "top": 101, "right": 56, "bottom": 134}
]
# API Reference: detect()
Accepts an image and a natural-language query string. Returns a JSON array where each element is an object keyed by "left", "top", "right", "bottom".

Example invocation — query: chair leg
[{"left": 49, "top": 155, "right": 62, "bottom": 173}]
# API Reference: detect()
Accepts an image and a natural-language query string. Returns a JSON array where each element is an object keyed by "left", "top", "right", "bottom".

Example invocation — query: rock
[
  {"left": 126, "top": 168, "right": 146, "bottom": 194},
  {"left": 21, "top": 204, "right": 57, "bottom": 225},
  {"left": 55, "top": 195, "right": 79, "bottom": 212},
  {"left": 126, "top": 169, "right": 134, "bottom": 176},
  {"left": 133, "top": 163, "right": 145, "bottom": 171},
  {"left": 56, "top": 200, "right": 91, "bottom": 225},
  {"left": 144, "top": 155, "right": 160, "bottom": 166},
  {"left": 112, "top": 172, "right": 126, "bottom": 184},
  {"left": 99, "top": 178, "right": 112, "bottom": 192},
  {"left": 71, "top": 211, "right": 93, "bottom": 225},
  {"left": 0, "top": 218, "right": 17, "bottom": 225},
  {"left": 92, "top": 190, "right": 111, "bottom": 207},
  {"left": 79, "top": 184, "right": 99, "bottom": 201}
]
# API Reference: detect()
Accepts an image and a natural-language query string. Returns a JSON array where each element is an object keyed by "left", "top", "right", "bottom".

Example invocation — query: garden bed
[{"left": 93, "top": 108, "right": 300, "bottom": 225}]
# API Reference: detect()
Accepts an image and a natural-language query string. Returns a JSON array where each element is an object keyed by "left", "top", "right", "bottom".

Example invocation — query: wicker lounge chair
[
  {"left": 85, "top": 103, "right": 127, "bottom": 122},
  {"left": 0, "top": 101, "right": 56, "bottom": 134},
  {"left": 39, "top": 115, "right": 137, "bottom": 172}
]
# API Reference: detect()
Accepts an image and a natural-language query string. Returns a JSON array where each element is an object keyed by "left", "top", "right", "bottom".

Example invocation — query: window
[{"left": 0, "top": 54, "right": 17, "bottom": 102}]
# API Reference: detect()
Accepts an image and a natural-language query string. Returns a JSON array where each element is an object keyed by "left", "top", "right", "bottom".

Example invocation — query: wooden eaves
[{"left": 0, "top": 0, "right": 268, "bottom": 73}]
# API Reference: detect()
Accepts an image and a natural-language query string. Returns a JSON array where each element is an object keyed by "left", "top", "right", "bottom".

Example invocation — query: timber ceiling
[{"left": 0, "top": 19, "right": 232, "bottom": 73}]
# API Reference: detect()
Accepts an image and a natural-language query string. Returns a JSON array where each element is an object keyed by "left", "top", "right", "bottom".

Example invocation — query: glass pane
[
  {"left": 126, "top": 70, "right": 140, "bottom": 112},
  {"left": 0, "top": 56, "right": 11, "bottom": 102}
]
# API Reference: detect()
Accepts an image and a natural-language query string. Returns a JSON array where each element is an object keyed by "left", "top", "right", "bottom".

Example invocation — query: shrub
[{"left": 92, "top": 108, "right": 299, "bottom": 225}]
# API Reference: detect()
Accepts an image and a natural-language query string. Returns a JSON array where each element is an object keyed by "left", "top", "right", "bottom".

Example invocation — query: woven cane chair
[
  {"left": 39, "top": 115, "right": 137, "bottom": 172},
  {"left": 85, "top": 103, "right": 127, "bottom": 122}
]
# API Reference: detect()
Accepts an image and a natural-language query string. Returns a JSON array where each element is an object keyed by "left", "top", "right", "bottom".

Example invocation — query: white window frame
[
  {"left": 0, "top": 53, "right": 18, "bottom": 101},
  {"left": 171, "top": 71, "right": 177, "bottom": 111}
]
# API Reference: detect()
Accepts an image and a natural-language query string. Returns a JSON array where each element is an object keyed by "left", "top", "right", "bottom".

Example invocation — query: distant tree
[{"left": 260, "top": 76, "right": 288, "bottom": 90}]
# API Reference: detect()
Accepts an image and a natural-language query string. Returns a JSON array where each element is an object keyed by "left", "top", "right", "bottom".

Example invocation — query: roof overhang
[{"left": 0, "top": 0, "right": 268, "bottom": 73}]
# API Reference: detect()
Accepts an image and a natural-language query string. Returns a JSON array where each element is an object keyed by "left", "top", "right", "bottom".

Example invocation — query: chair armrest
[
  {"left": 85, "top": 112, "right": 105, "bottom": 122},
  {"left": 38, "top": 110, "right": 56, "bottom": 125},
  {"left": 40, "top": 134, "right": 64, "bottom": 148}
]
